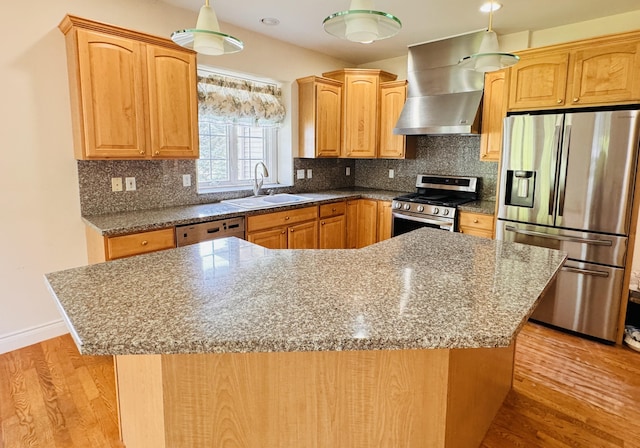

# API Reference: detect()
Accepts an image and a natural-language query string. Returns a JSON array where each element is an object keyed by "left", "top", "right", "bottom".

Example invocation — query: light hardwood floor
[{"left": 0, "top": 322, "right": 638, "bottom": 448}]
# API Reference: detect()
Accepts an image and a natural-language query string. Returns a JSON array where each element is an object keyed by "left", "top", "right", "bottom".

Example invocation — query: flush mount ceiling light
[
  {"left": 323, "top": 0, "right": 402, "bottom": 44},
  {"left": 479, "top": 1, "right": 502, "bottom": 13},
  {"left": 458, "top": 1, "right": 518, "bottom": 72},
  {"left": 171, "top": 0, "right": 243, "bottom": 55}
]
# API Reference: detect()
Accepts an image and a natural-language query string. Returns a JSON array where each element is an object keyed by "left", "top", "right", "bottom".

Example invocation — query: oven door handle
[{"left": 392, "top": 212, "right": 454, "bottom": 230}]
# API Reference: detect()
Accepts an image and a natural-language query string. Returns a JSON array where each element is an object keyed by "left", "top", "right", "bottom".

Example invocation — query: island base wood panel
[{"left": 114, "top": 344, "right": 515, "bottom": 448}]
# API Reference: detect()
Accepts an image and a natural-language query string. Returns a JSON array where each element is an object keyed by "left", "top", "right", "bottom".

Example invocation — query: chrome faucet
[{"left": 253, "top": 162, "right": 269, "bottom": 196}]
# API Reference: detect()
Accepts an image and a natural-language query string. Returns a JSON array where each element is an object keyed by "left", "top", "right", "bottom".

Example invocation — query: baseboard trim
[{"left": 0, "top": 320, "right": 69, "bottom": 355}]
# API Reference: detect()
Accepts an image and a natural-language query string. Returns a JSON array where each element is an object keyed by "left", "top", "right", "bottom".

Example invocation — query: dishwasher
[{"left": 175, "top": 217, "right": 245, "bottom": 246}]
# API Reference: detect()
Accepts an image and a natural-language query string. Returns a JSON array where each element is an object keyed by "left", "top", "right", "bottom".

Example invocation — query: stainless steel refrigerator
[{"left": 496, "top": 109, "right": 640, "bottom": 342}]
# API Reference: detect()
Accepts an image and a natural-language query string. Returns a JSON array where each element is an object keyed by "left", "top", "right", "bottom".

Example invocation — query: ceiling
[{"left": 161, "top": 0, "right": 640, "bottom": 64}]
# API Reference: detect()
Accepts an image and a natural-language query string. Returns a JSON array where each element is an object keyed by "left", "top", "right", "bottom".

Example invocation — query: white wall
[{"left": 0, "top": 0, "right": 348, "bottom": 354}]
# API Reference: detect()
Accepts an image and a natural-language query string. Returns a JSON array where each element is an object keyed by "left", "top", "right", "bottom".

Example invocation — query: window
[{"left": 196, "top": 69, "right": 285, "bottom": 192}]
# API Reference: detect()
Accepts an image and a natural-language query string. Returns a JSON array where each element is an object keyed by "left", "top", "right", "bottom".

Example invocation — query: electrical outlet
[
  {"left": 389, "top": 169, "right": 395, "bottom": 179},
  {"left": 296, "top": 169, "right": 305, "bottom": 180},
  {"left": 346, "top": 167, "right": 351, "bottom": 176},
  {"left": 125, "top": 177, "right": 136, "bottom": 191},
  {"left": 111, "top": 177, "right": 122, "bottom": 192},
  {"left": 182, "top": 174, "right": 191, "bottom": 187},
  {"left": 306, "top": 169, "right": 313, "bottom": 179}
]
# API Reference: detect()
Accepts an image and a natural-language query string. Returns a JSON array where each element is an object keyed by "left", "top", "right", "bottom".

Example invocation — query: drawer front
[
  {"left": 319, "top": 201, "right": 346, "bottom": 218},
  {"left": 107, "top": 228, "right": 175, "bottom": 260},
  {"left": 459, "top": 212, "right": 494, "bottom": 231},
  {"left": 247, "top": 206, "right": 318, "bottom": 232}
]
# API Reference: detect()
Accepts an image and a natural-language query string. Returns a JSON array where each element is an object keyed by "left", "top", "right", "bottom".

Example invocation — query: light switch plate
[
  {"left": 346, "top": 167, "right": 351, "bottom": 176},
  {"left": 125, "top": 177, "right": 136, "bottom": 191},
  {"left": 389, "top": 169, "right": 395, "bottom": 179},
  {"left": 306, "top": 169, "right": 313, "bottom": 179},
  {"left": 182, "top": 174, "right": 191, "bottom": 187},
  {"left": 296, "top": 169, "right": 305, "bottom": 180}
]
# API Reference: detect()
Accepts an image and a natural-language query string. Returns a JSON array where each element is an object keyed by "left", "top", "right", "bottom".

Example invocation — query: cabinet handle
[
  {"left": 573, "top": 97, "right": 579, "bottom": 103},
  {"left": 290, "top": 228, "right": 294, "bottom": 232},
  {"left": 473, "top": 219, "right": 479, "bottom": 223},
  {"left": 285, "top": 216, "right": 290, "bottom": 220},
  {"left": 141, "top": 240, "right": 148, "bottom": 246},
  {"left": 139, "top": 150, "right": 145, "bottom": 155},
  {"left": 281, "top": 230, "right": 286, "bottom": 234},
  {"left": 154, "top": 151, "right": 160, "bottom": 155},
  {"left": 556, "top": 99, "right": 563, "bottom": 104},
  {"left": 332, "top": 207, "right": 336, "bottom": 212},
  {"left": 321, "top": 221, "right": 325, "bottom": 225}
]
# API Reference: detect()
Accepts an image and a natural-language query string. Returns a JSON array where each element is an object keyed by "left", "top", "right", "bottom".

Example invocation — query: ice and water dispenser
[{"left": 504, "top": 170, "right": 535, "bottom": 208}]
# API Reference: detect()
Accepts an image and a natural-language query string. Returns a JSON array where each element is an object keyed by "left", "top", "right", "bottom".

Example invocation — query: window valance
[{"left": 197, "top": 73, "right": 286, "bottom": 126}]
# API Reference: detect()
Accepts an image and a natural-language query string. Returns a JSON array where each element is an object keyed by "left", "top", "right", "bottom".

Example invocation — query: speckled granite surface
[
  {"left": 45, "top": 229, "right": 566, "bottom": 355},
  {"left": 83, "top": 189, "right": 405, "bottom": 236},
  {"left": 459, "top": 200, "right": 496, "bottom": 215}
]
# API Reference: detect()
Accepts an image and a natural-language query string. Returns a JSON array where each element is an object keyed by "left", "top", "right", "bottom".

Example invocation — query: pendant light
[
  {"left": 323, "top": 0, "right": 401, "bottom": 44},
  {"left": 171, "top": 0, "right": 243, "bottom": 55},
  {"left": 458, "top": 2, "right": 518, "bottom": 72}
]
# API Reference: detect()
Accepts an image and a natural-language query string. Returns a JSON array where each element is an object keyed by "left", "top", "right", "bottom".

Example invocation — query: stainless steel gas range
[{"left": 391, "top": 175, "right": 479, "bottom": 235}]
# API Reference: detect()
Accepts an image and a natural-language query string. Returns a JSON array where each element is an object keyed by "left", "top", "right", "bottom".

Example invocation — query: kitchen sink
[{"left": 223, "top": 194, "right": 314, "bottom": 210}]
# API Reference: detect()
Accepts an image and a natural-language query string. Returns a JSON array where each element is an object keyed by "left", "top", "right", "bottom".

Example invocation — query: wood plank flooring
[{"left": 0, "top": 322, "right": 638, "bottom": 447}]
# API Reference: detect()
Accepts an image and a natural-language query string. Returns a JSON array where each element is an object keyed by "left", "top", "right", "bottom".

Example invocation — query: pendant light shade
[
  {"left": 171, "top": 0, "right": 243, "bottom": 55},
  {"left": 323, "top": 0, "right": 401, "bottom": 44},
  {"left": 458, "top": 2, "right": 518, "bottom": 72}
]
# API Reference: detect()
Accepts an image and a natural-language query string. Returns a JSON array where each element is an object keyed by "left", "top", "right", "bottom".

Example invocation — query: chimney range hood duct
[{"left": 394, "top": 31, "right": 486, "bottom": 135}]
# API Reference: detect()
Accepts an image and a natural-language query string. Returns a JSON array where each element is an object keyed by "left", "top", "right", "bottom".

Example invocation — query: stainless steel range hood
[{"left": 394, "top": 31, "right": 486, "bottom": 135}]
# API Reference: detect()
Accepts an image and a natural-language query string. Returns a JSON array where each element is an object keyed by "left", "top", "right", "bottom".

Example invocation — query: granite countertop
[
  {"left": 45, "top": 228, "right": 566, "bottom": 356},
  {"left": 83, "top": 189, "right": 404, "bottom": 237},
  {"left": 458, "top": 200, "right": 496, "bottom": 215}
]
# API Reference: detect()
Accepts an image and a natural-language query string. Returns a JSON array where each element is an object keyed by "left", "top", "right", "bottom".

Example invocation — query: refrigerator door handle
[
  {"left": 562, "top": 265, "right": 610, "bottom": 278},
  {"left": 557, "top": 125, "right": 572, "bottom": 217},
  {"left": 504, "top": 225, "right": 613, "bottom": 246},
  {"left": 549, "top": 125, "right": 563, "bottom": 216}
]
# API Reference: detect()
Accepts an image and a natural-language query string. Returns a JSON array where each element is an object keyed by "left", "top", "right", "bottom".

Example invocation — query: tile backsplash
[{"left": 78, "top": 135, "right": 496, "bottom": 216}]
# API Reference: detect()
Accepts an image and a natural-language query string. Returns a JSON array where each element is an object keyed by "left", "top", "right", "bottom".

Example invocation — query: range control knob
[
  {"left": 417, "top": 205, "right": 425, "bottom": 212},
  {"left": 443, "top": 209, "right": 450, "bottom": 216},
  {"left": 403, "top": 204, "right": 411, "bottom": 211},
  {"left": 393, "top": 202, "right": 402, "bottom": 209},
  {"left": 433, "top": 207, "right": 440, "bottom": 214}
]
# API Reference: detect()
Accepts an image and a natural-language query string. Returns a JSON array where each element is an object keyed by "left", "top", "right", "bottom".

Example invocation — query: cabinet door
[
  {"left": 343, "top": 74, "right": 379, "bottom": 158},
  {"left": 146, "top": 45, "right": 199, "bottom": 159},
  {"left": 77, "top": 29, "right": 147, "bottom": 159},
  {"left": 248, "top": 228, "right": 288, "bottom": 249},
  {"left": 316, "top": 81, "right": 342, "bottom": 157},
  {"left": 319, "top": 215, "right": 346, "bottom": 249},
  {"left": 346, "top": 200, "right": 359, "bottom": 249},
  {"left": 357, "top": 200, "right": 378, "bottom": 248},
  {"left": 379, "top": 82, "right": 407, "bottom": 158},
  {"left": 377, "top": 201, "right": 393, "bottom": 242},
  {"left": 508, "top": 52, "right": 569, "bottom": 110},
  {"left": 288, "top": 221, "right": 318, "bottom": 249},
  {"left": 480, "top": 70, "right": 508, "bottom": 162},
  {"left": 570, "top": 40, "right": 640, "bottom": 106}
]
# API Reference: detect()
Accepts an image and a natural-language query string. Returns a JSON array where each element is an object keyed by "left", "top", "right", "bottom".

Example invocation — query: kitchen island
[{"left": 45, "top": 228, "right": 566, "bottom": 448}]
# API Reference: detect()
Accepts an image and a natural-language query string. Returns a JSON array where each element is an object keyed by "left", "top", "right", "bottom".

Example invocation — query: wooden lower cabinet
[
  {"left": 247, "top": 227, "right": 288, "bottom": 249},
  {"left": 346, "top": 200, "right": 359, "bottom": 249},
  {"left": 377, "top": 201, "right": 392, "bottom": 242},
  {"left": 247, "top": 206, "right": 319, "bottom": 249},
  {"left": 356, "top": 200, "right": 378, "bottom": 248},
  {"left": 85, "top": 226, "right": 176, "bottom": 263},
  {"left": 319, "top": 215, "right": 346, "bottom": 249},
  {"left": 458, "top": 211, "right": 495, "bottom": 239}
]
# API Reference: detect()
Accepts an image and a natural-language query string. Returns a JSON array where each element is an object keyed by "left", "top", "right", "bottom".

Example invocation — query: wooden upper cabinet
[
  {"left": 379, "top": 81, "right": 415, "bottom": 159},
  {"left": 508, "top": 51, "right": 569, "bottom": 110},
  {"left": 146, "top": 46, "right": 199, "bottom": 159},
  {"left": 296, "top": 76, "right": 342, "bottom": 158},
  {"left": 508, "top": 31, "right": 640, "bottom": 111},
  {"left": 75, "top": 30, "right": 147, "bottom": 159},
  {"left": 569, "top": 40, "right": 640, "bottom": 106},
  {"left": 323, "top": 69, "right": 397, "bottom": 158},
  {"left": 480, "top": 69, "right": 509, "bottom": 162},
  {"left": 59, "top": 15, "right": 199, "bottom": 160}
]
